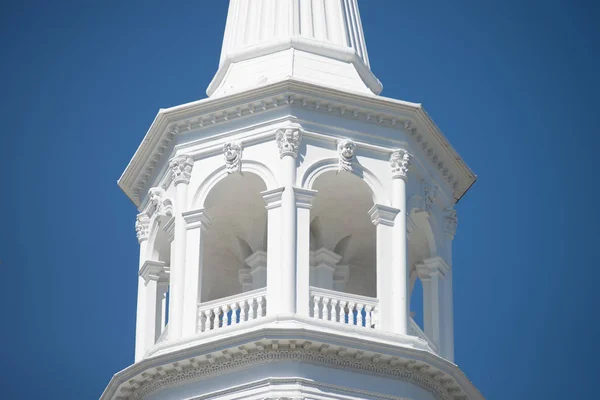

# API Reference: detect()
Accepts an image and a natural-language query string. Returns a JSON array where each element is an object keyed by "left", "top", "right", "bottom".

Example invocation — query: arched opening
[
  {"left": 202, "top": 172, "right": 268, "bottom": 303},
  {"left": 146, "top": 218, "right": 171, "bottom": 343},
  {"left": 310, "top": 170, "right": 376, "bottom": 297},
  {"left": 408, "top": 211, "right": 436, "bottom": 339}
]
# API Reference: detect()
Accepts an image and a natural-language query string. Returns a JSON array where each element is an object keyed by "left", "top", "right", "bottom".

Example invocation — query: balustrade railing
[
  {"left": 309, "top": 287, "right": 378, "bottom": 329},
  {"left": 197, "top": 288, "right": 266, "bottom": 333}
]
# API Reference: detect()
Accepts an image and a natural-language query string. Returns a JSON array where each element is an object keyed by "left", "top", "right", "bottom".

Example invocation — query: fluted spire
[{"left": 208, "top": 0, "right": 382, "bottom": 98}]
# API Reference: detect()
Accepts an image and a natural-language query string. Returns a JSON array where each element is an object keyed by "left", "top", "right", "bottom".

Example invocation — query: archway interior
[
  {"left": 310, "top": 170, "right": 376, "bottom": 298},
  {"left": 148, "top": 223, "right": 171, "bottom": 331},
  {"left": 408, "top": 212, "right": 434, "bottom": 329},
  {"left": 202, "top": 172, "right": 268, "bottom": 302}
]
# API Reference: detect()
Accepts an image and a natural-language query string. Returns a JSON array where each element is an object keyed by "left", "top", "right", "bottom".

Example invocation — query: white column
[
  {"left": 139, "top": 260, "right": 168, "bottom": 352},
  {"left": 313, "top": 248, "right": 341, "bottom": 290},
  {"left": 441, "top": 209, "right": 458, "bottom": 361},
  {"left": 167, "top": 155, "right": 194, "bottom": 341},
  {"left": 134, "top": 214, "right": 150, "bottom": 362},
  {"left": 276, "top": 127, "right": 303, "bottom": 314},
  {"left": 416, "top": 256, "right": 450, "bottom": 352},
  {"left": 368, "top": 204, "right": 400, "bottom": 333},
  {"left": 294, "top": 188, "right": 318, "bottom": 317},
  {"left": 262, "top": 187, "right": 284, "bottom": 316},
  {"left": 181, "top": 209, "right": 211, "bottom": 338},
  {"left": 390, "top": 149, "right": 412, "bottom": 335}
]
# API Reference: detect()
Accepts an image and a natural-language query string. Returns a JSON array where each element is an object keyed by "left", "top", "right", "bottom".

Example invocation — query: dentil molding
[
  {"left": 117, "top": 341, "right": 468, "bottom": 400},
  {"left": 119, "top": 82, "right": 475, "bottom": 206}
]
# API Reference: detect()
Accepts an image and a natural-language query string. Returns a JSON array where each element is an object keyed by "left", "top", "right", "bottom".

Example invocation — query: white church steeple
[
  {"left": 104, "top": 2, "right": 483, "bottom": 399},
  {"left": 208, "top": 0, "right": 382, "bottom": 97}
]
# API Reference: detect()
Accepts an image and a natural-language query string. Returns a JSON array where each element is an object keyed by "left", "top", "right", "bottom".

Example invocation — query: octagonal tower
[{"left": 103, "top": 1, "right": 482, "bottom": 399}]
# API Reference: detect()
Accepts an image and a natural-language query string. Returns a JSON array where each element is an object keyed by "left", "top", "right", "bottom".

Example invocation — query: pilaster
[
  {"left": 390, "top": 149, "right": 412, "bottom": 335},
  {"left": 294, "top": 188, "right": 318, "bottom": 317},
  {"left": 262, "top": 187, "right": 285, "bottom": 316},
  {"left": 181, "top": 208, "right": 211, "bottom": 338},
  {"left": 416, "top": 256, "right": 451, "bottom": 355},
  {"left": 168, "top": 154, "right": 194, "bottom": 341},
  {"left": 368, "top": 204, "right": 400, "bottom": 333}
]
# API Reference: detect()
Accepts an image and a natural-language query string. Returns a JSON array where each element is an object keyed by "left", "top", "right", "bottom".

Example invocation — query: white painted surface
[{"left": 105, "top": 1, "right": 482, "bottom": 399}]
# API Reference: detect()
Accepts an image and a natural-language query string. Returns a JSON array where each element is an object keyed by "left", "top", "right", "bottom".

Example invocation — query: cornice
[
  {"left": 101, "top": 316, "right": 483, "bottom": 400},
  {"left": 118, "top": 80, "right": 475, "bottom": 209}
]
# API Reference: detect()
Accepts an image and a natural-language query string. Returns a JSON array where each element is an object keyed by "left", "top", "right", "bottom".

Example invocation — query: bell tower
[{"left": 103, "top": 1, "right": 483, "bottom": 399}]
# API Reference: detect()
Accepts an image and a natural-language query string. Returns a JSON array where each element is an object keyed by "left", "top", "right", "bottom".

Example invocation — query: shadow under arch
[
  {"left": 300, "top": 158, "right": 389, "bottom": 206},
  {"left": 192, "top": 160, "right": 277, "bottom": 210},
  {"left": 201, "top": 171, "right": 269, "bottom": 303},
  {"left": 309, "top": 169, "right": 377, "bottom": 298}
]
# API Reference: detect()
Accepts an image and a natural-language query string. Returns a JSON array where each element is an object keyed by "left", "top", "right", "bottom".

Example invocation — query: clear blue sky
[{"left": 1, "top": 1, "right": 598, "bottom": 399}]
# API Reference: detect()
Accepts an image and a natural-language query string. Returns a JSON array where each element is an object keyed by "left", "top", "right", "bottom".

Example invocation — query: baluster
[
  {"left": 263, "top": 295, "right": 267, "bottom": 316},
  {"left": 224, "top": 305, "right": 231, "bottom": 326},
  {"left": 332, "top": 298, "right": 340, "bottom": 322},
  {"left": 240, "top": 299, "right": 248, "bottom": 323},
  {"left": 365, "top": 305, "right": 373, "bottom": 328},
  {"left": 212, "top": 307, "right": 220, "bottom": 329},
  {"left": 199, "top": 310, "right": 206, "bottom": 332},
  {"left": 323, "top": 297, "right": 331, "bottom": 321},
  {"left": 339, "top": 300, "right": 348, "bottom": 324},
  {"left": 348, "top": 302, "right": 356, "bottom": 325},
  {"left": 257, "top": 296, "right": 264, "bottom": 318},
  {"left": 372, "top": 307, "right": 379, "bottom": 329},
  {"left": 357, "top": 303, "right": 365, "bottom": 327},
  {"left": 231, "top": 302, "right": 239, "bottom": 325},
  {"left": 313, "top": 296, "right": 322, "bottom": 319}
]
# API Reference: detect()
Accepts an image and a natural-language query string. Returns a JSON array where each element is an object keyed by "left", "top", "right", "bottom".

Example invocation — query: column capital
[
  {"left": 182, "top": 209, "right": 212, "bottom": 231},
  {"left": 169, "top": 155, "right": 194, "bottom": 185},
  {"left": 293, "top": 188, "right": 318, "bottom": 209},
  {"left": 416, "top": 256, "right": 451, "bottom": 280},
  {"left": 444, "top": 208, "right": 458, "bottom": 240},
  {"left": 390, "top": 149, "right": 413, "bottom": 180},
  {"left": 261, "top": 187, "right": 285, "bottom": 210},
  {"left": 140, "top": 260, "right": 170, "bottom": 284},
  {"left": 276, "top": 127, "right": 302, "bottom": 159},
  {"left": 368, "top": 204, "right": 400, "bottom": 227},
  {"left": 135, "top": 213, "right": 150, "bottom": 243}
]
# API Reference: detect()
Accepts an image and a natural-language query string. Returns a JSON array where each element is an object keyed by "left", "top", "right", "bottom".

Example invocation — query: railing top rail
[
  {"left": 197, "top": 287, "right": 266, "bottom": 310},
  {"left": 309, "top": 286, "right": 379, "bottom": 307}
]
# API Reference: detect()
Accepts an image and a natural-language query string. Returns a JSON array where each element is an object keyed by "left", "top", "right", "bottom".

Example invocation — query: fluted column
[
  {"left": 167, "top": 155, "right": 194, "bottom": 341},
  {"left": 390, "top": 150, "right": 413, "bottom": 335},
  {"left": 294, "top": 188, "right": 318, "bottom": 317},
  {"left": 276, "top": 127, "right": 302, "bottom": 314},
  {"left": 134, "top": 214, "right": 150, "bottom": 362},
  {"left": 181, "top": 209, "right": 211, "bottom": 337},
  {"left": 369, "top": 204, "right": 400, "bottom": 333}
]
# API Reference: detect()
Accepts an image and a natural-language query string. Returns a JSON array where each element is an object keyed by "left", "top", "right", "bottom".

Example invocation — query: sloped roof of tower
[
  {"left": 118, "top": 79, "right": 476, "bottom": 208},
  {"left": 208, "top": 0, "right": 382, "bottom": 97}
]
